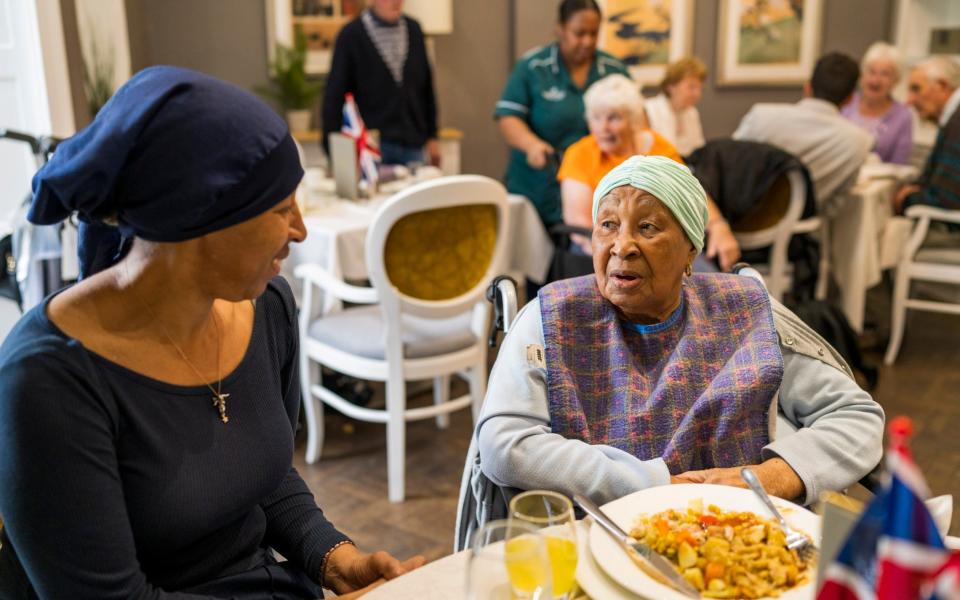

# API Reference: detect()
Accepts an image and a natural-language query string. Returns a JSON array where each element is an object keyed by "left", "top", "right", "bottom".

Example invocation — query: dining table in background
[
  {"left": 284, "top": 171, "right": 554, "bottom": 317},
  {"left": 830, "top": 164, "right": 919, "bottom": 333}
]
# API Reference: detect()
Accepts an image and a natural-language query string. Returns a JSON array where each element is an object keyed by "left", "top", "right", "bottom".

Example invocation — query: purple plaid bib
[{"left": 539, "top": 274, "right": 782, "bottom": 473}]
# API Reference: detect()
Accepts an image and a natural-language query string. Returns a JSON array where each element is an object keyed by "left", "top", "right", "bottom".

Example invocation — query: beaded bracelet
[{"left": 319, "top": 539, "right": 356, "bottom": 590}]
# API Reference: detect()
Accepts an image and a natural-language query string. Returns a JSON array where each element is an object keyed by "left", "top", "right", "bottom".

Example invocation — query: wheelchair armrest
[
  {"left": 904, "top": 204, "right": 960, "bottom": 226},
  {"left": 293, "top": 263, "right": 378, "bottom": 304},
  {"left": 856, "top": 461, "right": 884, "bottom": 496}
]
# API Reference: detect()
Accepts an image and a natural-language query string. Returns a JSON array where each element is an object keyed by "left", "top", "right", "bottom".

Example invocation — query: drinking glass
[
  {"left": 465, "top": 519, "right": 552, "bottom": 600},
  {"left": 509, "top": 491, "right": 579, "bottom": 598}
]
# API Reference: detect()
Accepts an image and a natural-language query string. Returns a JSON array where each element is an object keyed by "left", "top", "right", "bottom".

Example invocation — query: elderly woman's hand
[
  {"left": 705, "top": 219, "right": 741, "bottom": 272},
  {"left": 322, "top": 543, "right": 426, "bottom": 596},
  {"left": 671, "top": 458, "right": 805, "bottom": 502}
]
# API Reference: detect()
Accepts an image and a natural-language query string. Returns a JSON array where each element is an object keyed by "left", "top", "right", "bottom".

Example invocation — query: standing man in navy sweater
[{"left": 322, "top": 0, "right": 440, "bottom": 167}]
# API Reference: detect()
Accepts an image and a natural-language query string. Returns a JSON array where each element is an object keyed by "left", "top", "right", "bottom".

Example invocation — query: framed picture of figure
[
  {"left": 717, "top": 0, "right": 824, "bottom": 86},
  {"left": 597, "top": 0, "right": 695, "bottom": 87}
]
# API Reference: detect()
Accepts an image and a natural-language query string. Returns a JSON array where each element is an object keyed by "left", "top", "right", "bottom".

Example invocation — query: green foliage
[
  {"left": 82, "top": 31, "right": 114, "bottom": 119},
  {"left": 257, "top": 28, "right": 325, "bottom": 111}
]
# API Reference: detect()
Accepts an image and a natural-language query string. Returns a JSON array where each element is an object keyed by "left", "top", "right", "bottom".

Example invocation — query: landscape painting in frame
[
  {"left": 597, "top": 0, "right": 693, "bottom": 87},
  {"left": 718, "top": 0, "right": 823, "bottom": 86}
]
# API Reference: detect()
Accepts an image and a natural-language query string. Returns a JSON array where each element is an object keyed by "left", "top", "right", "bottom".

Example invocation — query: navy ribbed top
[{"left": 0, "top": 277, "right": 348, "bottom": 599}]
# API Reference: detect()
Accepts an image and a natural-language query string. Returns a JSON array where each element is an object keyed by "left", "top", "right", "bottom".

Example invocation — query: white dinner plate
[
  {"left": 575, "top": 519, "right": 637, "bottom": 600},
  {"left": 589, "top": 484, "right": 821, "bottom": 600}
]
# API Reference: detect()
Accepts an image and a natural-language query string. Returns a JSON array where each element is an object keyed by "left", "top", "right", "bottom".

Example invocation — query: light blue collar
[{"left": 623, "top": 294, "right": 685, "bottom": 334}]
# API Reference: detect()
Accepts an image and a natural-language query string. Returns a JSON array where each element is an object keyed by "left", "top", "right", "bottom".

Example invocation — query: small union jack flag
[
  {"left": 817, "top": 416, "right": 957, "bottom": 600},
  {"left": 341, "top": 93, "right": 380, "bottom": 184},
  {"left": 924, "top": 552, "right": 960, "bottom": 600}
]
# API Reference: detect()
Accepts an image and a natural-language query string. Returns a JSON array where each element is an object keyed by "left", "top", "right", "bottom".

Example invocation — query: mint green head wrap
[{"left": 592, "top": 155, "right": 709, "bottom": 253}]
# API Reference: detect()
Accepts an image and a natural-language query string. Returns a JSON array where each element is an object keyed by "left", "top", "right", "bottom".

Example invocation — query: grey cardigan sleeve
[
  {"left": 476, "top": 300, "right": 671, "bottom": 505},
  {"left": 763, "top": 350, "right": 885, "bottom": 505}
]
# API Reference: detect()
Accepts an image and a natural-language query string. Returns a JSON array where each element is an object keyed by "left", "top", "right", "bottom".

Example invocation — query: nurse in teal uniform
[{"left": 495, "top": 0, "right": 630, "bottom": 226}]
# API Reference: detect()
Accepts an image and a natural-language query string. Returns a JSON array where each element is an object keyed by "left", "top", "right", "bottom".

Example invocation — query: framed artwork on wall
[
  {"left": 717, "top": 0, "right": 824, "bottom": 86},
  {"left": 266, "top": 0, "right": 364, "bottom": 74},
  {"left": 597, "top": 0, "right": 694, "bottom": 87}
]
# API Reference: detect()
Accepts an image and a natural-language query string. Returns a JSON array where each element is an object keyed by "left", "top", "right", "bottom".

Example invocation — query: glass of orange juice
[
  {"left": 466, "top": 519, "right": 552, "bottom": 599},
  {"left": 509, "top": 491, "right": 579, "bottom": 598}
]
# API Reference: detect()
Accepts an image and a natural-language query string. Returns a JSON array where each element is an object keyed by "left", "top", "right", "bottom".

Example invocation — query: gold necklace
[{"left": 126, "top": 274, "right": 230, "bottom": 424}]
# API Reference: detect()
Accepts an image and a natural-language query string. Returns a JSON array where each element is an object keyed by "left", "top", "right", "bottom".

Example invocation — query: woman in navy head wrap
[{"left": 0, "top": 66, "right": 423, "bottom": 599}]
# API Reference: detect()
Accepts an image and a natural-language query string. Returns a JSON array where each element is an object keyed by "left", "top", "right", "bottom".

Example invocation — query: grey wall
[
  {"left": 126, "top": 0, "right": 270, "bottom": 103},
  {"left": 514, "top": 0, "right": 895, "bottom": 139},
  {"left": 432, "top": 0, "right": 512, "bottom": 178},
  {"left": 123, "top": 0, "right": 894, "bottom": 177},
  {"left": 514, "top": 0, "right": 555, "bottom": 60}
]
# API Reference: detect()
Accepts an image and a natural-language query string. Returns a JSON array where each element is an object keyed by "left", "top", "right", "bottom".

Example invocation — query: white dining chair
[
  {"left": 295, "top": 175, "right": 510, "bottom": 502},
  {"left": 884, "top": 204, "right": 960, "bottom": 364},
  {"left": 731, "top": 168, "right": 829, "bottom": 302}
]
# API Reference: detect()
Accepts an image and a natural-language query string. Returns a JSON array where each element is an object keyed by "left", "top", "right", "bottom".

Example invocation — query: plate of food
[{"left": 588, "top": 484, "right": 820, "bottom": 599}]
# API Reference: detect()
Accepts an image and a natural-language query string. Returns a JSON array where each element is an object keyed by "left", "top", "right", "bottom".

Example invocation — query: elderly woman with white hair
[
  {"left": 841, "top": 41, "right": 913, "bottom": 164},
  {"left": 470, "top": 156, "right": 884, "bottom": 517},
  {"left": 558, "top": 74, "right": 740, "bottom": 270}
]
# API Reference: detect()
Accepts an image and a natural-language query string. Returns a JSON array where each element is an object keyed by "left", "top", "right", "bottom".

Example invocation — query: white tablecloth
[
  {"left": 359, "top": 521, "right": 959, "bottom": 600},
  {"left": 285, "top": 187, "right": 553, "bottom": 315},
  {"left": 830, "top": 171, "right": 916, "bottom": 333},
  {"left": 363, "top": 521, "right": 592, "bottom": 600},
  {"left": 362, "top": 550, "right": 469, "bottom": 600}
]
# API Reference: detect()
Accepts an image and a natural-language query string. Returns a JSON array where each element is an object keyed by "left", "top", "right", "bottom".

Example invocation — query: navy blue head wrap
[{"left": 30, "top": 65, "right": 303, "bottom": 277}]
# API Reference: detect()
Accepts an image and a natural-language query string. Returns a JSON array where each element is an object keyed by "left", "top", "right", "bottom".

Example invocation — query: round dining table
[
  {"left": 358, "top": 514, "right": 960, "bottom": 599},
  {"left": 360, "top": 521, "right": 633, "bottom": 600}
]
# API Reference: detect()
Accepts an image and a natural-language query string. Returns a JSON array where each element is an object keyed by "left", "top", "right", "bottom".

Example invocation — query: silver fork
[{"left": 740, "top": 468, "right": 819, "bottom": 561}]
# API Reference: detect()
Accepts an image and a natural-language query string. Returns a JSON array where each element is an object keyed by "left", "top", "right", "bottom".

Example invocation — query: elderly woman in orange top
[{"left": 558, "top": 74, "right": 740, "bottom": 270}]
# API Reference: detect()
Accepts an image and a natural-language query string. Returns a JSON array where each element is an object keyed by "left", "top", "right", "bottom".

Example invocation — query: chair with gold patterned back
[{"left": 295, "top": 175, "right": 510, "bottom": 502}]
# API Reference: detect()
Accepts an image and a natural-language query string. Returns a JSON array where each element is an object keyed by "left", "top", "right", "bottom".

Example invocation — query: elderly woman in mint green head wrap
[{"left": 461, "top": 155, "right": 884, "bottom": 548}]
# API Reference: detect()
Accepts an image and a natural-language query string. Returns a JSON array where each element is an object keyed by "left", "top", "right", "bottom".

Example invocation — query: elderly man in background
[
  {"left": 894, "top": 56, "right": 960, "bottom": 214},
  {"left": 734, "top": 53, "right": 874, "bottom": 214},
  {"left": 322, "top": 0, "right": 440, "bottom": 166}
]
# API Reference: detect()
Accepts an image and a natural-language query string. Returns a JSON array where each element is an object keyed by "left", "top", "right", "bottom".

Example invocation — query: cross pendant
[{"left": 212, "top": 392, "right": 230, "bottom": 424}]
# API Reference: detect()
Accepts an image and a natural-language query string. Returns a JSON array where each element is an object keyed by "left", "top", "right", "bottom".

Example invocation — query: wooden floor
[{"left": 293, "top": 309, "right": 960, "bottom": 564}]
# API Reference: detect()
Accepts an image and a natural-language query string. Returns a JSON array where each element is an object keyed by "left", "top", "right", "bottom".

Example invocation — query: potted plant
[
  {"left": 82, "top": 28, "right": 115, "bottom": 120},
  {"left": 257, "top": 27, "right": 324, "bottom": 132}
]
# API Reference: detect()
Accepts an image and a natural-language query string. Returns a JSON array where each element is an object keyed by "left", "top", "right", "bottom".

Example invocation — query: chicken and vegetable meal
[{"left": 629, "top": 499, "right": 813, "bottom": 598}]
